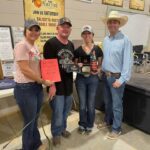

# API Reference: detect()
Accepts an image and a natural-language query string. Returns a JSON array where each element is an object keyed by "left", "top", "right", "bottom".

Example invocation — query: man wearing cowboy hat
[{"left": 99, "top": 11, "right": 133, "bottom": 139}]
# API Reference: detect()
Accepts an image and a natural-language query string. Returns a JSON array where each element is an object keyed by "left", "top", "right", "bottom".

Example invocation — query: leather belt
[{"left": 102, "top": 71, "right": 121, "bottom": 78}]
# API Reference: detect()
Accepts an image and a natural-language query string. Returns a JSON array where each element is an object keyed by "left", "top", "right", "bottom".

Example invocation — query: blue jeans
[
  {"left": 102, "top": 75, "right": 125, "bottom": 133},
  {"left": 50, "top": 95, "right": 73, "bottom": 137},
  {"left": 75, "top": 74, "right": 99, "bottom": 129},
  {"left": 14, "top": 82, "right": 43, "bottom": 150}
]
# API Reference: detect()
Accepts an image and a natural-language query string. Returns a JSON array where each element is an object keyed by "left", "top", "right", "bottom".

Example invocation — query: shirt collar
[{"left": 108, "top": 31, "right": 123, "bottom": 39}]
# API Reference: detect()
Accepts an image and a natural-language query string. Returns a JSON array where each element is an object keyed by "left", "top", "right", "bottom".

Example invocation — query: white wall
[
  {"left": 65, "top": 0, "right": 107, "bottom": 41},
  {"left": 0, "top": 0, "right": 150, "bottom": 43},
  {"left": 0, "top": 0, "right": 107, "bottom": 41},
  {"left": 65, "top": 0, "right": 150, "bottom": 42},
  {"left": 0, "top": 0, "right": 24, "bottom": 27}
]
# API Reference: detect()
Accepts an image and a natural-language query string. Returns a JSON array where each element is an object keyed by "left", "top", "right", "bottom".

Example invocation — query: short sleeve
[
  {"left": 71, "top": 43, "right": 75, "bottom": 51},
  {"left": 74, "top": 47, "right": 81, "bottom": 59},
  {"left": 43, "top": 40, "right": 57, "bottom": 59},
  {"left": 96, "top": 46, "right": 103, "bottom": 58},
  {"left": 69, "top": 41, "right": 75, "bottom": 52},
  {"left": 14, "top": 43, "right": 29, "bottom": 61}
]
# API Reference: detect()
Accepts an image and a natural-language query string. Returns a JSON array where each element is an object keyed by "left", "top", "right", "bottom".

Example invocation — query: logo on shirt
[
  {"left": 58, "top": 49, "right": 73, "bottom": 64},
  {"left": 29, "top": 48, "right": 41, "bottom": 61},
  {"left": 57, "top": 49, "right": 74, "bottom": 70}
]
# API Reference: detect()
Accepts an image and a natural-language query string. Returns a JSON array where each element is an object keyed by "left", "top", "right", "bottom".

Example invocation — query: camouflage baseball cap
[
  {"left": 57, "top": 17, "right": 72, "bottom": 27},
  {"left": 24, "top": 19, "right": 41, "bottom": 30}
]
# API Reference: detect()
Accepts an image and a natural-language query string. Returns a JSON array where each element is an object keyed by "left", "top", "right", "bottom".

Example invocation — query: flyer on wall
[
  {"left": 11, "top": 27, "right": 24, "bottom": 46},
  {"left": 0, "top": 26, "right": 13, "bottom": 60}
]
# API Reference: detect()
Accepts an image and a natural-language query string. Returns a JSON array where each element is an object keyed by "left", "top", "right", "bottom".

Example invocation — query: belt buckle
[{"left": 106, "top": 71, "right": 111, "bottom": 77}]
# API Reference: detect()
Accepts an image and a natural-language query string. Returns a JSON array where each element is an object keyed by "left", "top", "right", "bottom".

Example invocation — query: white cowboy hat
[{"left": 102, "top": 11, "right": 128, "bottom": 27}]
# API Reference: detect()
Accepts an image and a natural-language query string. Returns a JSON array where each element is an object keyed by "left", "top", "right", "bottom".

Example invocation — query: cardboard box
[{"left": 0, "top": 61, "right": 4, "bottom": 80}]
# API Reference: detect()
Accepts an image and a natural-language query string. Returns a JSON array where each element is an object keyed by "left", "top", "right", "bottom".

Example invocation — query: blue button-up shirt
[{"left": 102, "top": 31, "right": 133, "bottom": 84}]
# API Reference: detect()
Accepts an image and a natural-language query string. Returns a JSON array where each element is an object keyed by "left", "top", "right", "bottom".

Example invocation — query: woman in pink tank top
[{"left": 14, "top": 19, "right": 53, "bottom": 150}]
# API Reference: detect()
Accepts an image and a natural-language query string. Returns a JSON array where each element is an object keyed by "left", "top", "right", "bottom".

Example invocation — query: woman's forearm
[{"left": 17, "top": 61, "right": 43, "bottom": 83}]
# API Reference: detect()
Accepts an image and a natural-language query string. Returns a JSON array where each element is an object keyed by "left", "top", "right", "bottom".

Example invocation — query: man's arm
[
  {"left": 118, "top": 38, "right": 133, "bottom": 84},
  {"left": 43, "top": 40, "right": 56, "bottom": 59},
  {"left": 43, "top": 39, "right": 57, "bottom": 100}
]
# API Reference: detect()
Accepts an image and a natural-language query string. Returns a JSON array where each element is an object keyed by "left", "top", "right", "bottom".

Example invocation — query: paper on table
[
  {"left": 1, "top": 60, "right": 14, "bottom": 78},
  {"left": 41, "top": 59, "right": 61, "bottom": 82}
]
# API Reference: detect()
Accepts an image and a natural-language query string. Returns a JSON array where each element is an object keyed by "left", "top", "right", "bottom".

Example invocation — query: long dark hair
[{"left": 23, "top": 28, "right": 27, "bottom": 36}]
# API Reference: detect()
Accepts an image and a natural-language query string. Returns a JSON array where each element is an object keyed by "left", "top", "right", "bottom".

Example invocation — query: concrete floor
[{"left": 0, "top": 110, "right": 150, "bottom": 150}]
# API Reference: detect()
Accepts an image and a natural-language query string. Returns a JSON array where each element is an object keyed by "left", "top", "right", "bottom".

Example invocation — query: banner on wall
[
  {"left": 102, "top": 0, "right": 123, "bottom": 7},
  {"left": 129, "top": 0, "right": 145, "bottom": 11},
  {"left": 24, "top": 0, "right": 65, "bottom": 52}
]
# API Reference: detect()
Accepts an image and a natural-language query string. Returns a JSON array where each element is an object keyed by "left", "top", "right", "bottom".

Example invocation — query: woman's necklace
[{"left": 82, "top": 43, "right": 94, "bottom": 55}]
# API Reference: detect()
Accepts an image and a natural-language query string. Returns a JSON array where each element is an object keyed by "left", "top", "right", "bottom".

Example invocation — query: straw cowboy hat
[{"left": 102, "top": 11, "right": 128, "bottom": 27}]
